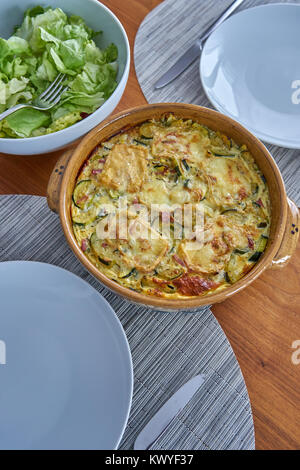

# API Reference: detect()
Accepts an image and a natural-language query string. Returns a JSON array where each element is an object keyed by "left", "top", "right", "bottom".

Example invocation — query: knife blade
[
  {"left": 133, "top": 374, "right": 206, "bottom": 450},
  {"left": 154, "top": 0, "right": 244, "bottom": 89}
]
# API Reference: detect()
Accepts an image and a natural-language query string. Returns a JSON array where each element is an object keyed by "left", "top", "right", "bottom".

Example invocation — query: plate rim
[
  {"left": 199, "top": 2, "right": 300, "bottom": 149},
  {"left": 0, "top": 260, "right": 134, "bottom": 450}
]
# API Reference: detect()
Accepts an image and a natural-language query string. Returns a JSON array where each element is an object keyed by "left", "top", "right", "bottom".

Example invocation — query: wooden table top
[{"left": 0, "top": 0, "right": 299, "bottom": 450}]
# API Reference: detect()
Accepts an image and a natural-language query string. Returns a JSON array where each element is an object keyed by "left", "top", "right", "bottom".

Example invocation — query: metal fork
[{"left": 0, "top": 73, "right": 68, "bottom": 121}]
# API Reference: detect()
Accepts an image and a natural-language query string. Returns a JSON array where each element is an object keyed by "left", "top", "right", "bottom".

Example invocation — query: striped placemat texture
[
  {"left": 134, "top": 0, "right": 300, "bottom": 206},
  {"left": 0, "top": 195, "right": 255, "bottom": 450}
]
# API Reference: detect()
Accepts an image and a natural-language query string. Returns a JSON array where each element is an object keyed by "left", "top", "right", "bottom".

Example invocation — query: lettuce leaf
[
  {"left": 0, "top": 6, "right": 118, "bottom": 138},
  {"left": 5, "top": 108, "right": 50, "bottom": 137}
]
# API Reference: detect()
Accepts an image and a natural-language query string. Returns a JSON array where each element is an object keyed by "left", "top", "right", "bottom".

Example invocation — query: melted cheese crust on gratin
[{"left": 72, "top": 114, "right": 271, "bottom": 298}]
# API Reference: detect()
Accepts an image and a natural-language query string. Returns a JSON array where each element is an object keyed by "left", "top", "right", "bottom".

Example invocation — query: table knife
[
  {"left": 154, "top": 0, "right": 244, "bottom": 89},
  {"left": 133, "top": 373, "right": 206, "bottom": 450}
]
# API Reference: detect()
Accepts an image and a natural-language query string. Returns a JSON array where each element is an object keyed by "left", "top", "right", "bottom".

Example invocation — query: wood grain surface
[{"left": 0, "top": 0, "right": 299, "bottom": 450}]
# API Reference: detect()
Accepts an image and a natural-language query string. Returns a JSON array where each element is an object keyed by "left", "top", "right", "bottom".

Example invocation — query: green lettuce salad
[{"left": 0, "top": 6, "right": 118, "bottom": 138}]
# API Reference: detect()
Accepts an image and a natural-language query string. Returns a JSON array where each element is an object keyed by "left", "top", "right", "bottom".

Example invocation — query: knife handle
[{"left": 200, "top": 0, "right": 244, "bottom": 45}]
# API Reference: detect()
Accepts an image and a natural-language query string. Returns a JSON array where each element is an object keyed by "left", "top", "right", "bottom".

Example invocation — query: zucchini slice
[
  {"left": 226, "top": 253, "right": 249, "bottom": 284},
  {"left": 108, "top": 189, "right": 120, "bottom": 200},
  {"left": 72, "top": 205, "right": 99, "bottom": 225},
  {"left": 72, "top": 200, "right": 110, "bottom": 226},
  {"left": 248, "top": 236, "right": 268, "bottom": 263},
  {"left": 211, "top": 145, "right": 239, "bottom": 157},
  {"left": 133, "top": 139, "right": 148, "bottom": 147},
  {"left": 174, "top": 166, "right": 181, "bottom": 177},
  {"left": 90, "top": 232, "right": 116, "bottom": 264},
  {"left": 120, "top": 268, "right": 137, "bottom": 279},
  {"left": 90, "top": 232, "right": 106, "bottom": 256},
  {"left": 154, "top": 262, "right": 184, "bottom": 281},
  {"left": 139, "top": 122, "right": 154, "bottom": 139},
  {"left": 260, "top": 174, "right": 267, "bottom": 184},
  {"left": 251, "top": 183, "right": 259, "bottom": 196},
  {"left": 181, "top": 159, "right": 190, "bottom": 172},
  {"left": 184, "top": 179, "right": 192, "bottom": 189},
  {"left": 222, "top": 208, "right": 245, "bottom": 224},
  {"left": 234, "top": 248, "right": 249, "bottom": 255},
  {"left": 90, "top": 232, "right": 101, "bottom": 254},
  {"left": 90, "top": 147, "right": 110, "bottom": 161},
  {"left": 257, "top": 235, "right": 269, "bottom": 251},
  {"left": 248, "top": 252, "right": 262, "bottom": 263},
  {"left": 213, "top": 153, "right": 236, "bottom": 158},
  {"left": 72, "top": 180, "right": 95, "bottom": 210},
  {"left": 221, "top": 208, "right": 238, "bottom": 214}
]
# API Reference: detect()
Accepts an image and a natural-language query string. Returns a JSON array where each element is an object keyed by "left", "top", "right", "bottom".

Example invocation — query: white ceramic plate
[
  {"left": 200, "top": 4, "right": 300, "bottom": 149},
  {"left": 0, "top": 261, "right": 133, "bottom": 450}
]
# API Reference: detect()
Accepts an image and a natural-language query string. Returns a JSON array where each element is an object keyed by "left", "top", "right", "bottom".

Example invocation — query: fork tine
[
  {"left": 46, "top": 84, "right": 65, "bottom": 103},
  {"left": 39, "top": 72, "right": 63, "bottom": 99},
  {"left": 49, "top": 87, "right": 68, "bottom": 107},
  {"left": 39, "top": 73, "right": 65, "bottom": 100}
]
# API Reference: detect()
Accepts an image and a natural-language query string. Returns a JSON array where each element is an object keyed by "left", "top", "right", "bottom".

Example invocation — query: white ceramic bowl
[{"left": 0, "top": 0, "right": 130, "bottom": 155}]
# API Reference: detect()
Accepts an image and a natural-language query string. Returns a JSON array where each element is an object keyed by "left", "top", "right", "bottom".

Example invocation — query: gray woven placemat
[
  {"left": 0, "top": 195, "right": 255, "bottom": 450},
  {"left": 134, "top": 0, "right": 300, "bottom": 206}
]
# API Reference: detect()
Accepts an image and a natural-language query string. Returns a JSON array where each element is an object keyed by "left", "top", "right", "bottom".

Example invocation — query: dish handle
[
  {"left": 270, "top": 198, "right": 299, "bottom": 270},
  {"left": 47, "top": 150, "right": 73, "bottom": 214}
]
